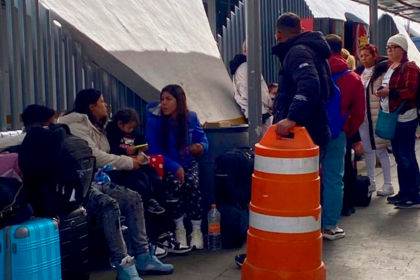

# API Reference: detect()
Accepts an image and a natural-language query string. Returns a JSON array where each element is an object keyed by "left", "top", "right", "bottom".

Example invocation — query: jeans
[
  {"left": 107, "top": 168, "right": 169, "bottom": 243},
  {"left": 86, "top": 183, "right": 149, "bottom": 262},
  {"left": 391, "top": 119, "right": 420, "bottom": 200},
  {"left": 321, "top": 132, "right": 346, "bottom": 230}
]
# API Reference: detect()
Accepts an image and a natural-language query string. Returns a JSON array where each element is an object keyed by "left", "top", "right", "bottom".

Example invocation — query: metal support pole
[
  {"left": 246, "top": 0, "right": 262, "bottom": 147},
  {"left": 369, "top": 0, "right": 378, "bottom": 46}
]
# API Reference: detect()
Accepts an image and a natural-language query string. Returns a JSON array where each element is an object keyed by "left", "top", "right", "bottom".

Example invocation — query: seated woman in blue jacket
[{"left": 145, "top": 84, "right": 209, "bottom": 250}]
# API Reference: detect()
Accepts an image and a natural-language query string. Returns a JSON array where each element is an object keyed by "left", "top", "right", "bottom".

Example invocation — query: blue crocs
[
  {"left": 113, "top": 256, "right": 142, "bottom": 280},
  {"left": 135, "top": 246, "right": 174, "bottom": 275}
]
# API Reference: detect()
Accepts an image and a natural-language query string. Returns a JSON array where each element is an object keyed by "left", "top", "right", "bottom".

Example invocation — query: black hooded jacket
[
  {"left": 230, "top": 54, "right": 247, "bottom": 76},
  {"left": 272, "top": 31, "right": 332, "bottom": 147}
]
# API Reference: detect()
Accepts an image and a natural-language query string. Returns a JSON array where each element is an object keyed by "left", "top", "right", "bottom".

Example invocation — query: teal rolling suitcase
[{"left": 0, "top": 218, "right": 61, "bottom": 280}]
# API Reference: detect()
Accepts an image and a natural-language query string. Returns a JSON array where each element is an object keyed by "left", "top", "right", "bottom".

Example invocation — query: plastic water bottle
[{"left": 208, "top": 204, "right": 222, "bottom": 251}]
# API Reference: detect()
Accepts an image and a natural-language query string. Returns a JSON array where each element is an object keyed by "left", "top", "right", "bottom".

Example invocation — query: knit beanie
[{"left": 387, "top": 33, "right": 408, "bottom": 52}]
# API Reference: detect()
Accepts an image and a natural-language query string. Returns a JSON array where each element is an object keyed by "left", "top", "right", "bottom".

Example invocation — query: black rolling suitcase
[
  {"left": 214, "top": 147, "right": 254, "bottom": 208},
  {"left": 354, "top": 175, "right": 372, "bottom": 207},
  {"left": 59, "top": 207, "right": 90, "bottom": 280},
  {"left": 343, "top": 147, "right": 372, "bottom": 208},
  {"left": 214, "top": 148, "right": 254, "bottom": 248}
]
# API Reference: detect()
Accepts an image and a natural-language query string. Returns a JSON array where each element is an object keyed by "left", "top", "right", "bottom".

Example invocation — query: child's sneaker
[
  {"left": 154, "top": 245, "right": 168, "bottom": 259},
  {"left": 113, "top": 256, "right": 142, "bottom": 280},
  {"left": 135, "top": 247, "right": 174, "bottom": 275},
  {"left": 166, "top": 193, "right": 179, "bottom": 203},
  {"left": 157, "top": 232, "right": 191, "bottom": 254},
  {"left": 147, "top": 199, "right": 165, "bottom": 215},
  {"left": 322, "top": 227, "right": 345, "bottom": 241}
]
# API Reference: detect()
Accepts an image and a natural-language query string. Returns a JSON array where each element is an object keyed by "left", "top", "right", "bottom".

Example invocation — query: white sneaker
[
  {"left": 154, "top": 246, "right": 168, "bottom": 259},
  {"left": 322, "top": 227, "right": 345, "bottom": 241},
  {"left": 190, "top": 229, "right": 204, "bottom": 250},
  {"left": 377, "top": 183, "right": 395, "bottom": 196},
  {"left": 175, "top": 227, "right": 188, "bottom": 247},
  {"left": 368, "top": 182, "right": 377, "bottom": 193}
]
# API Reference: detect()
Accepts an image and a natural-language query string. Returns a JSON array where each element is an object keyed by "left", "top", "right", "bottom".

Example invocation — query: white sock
[
  {"left": 174, "top": 217, "right": 184, "bottom": 229},
  {"left": 191, "top": 220, "right": 202, "bottom": 231}
]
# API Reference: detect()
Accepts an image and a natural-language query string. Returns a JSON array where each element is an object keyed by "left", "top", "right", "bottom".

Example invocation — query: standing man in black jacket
[
  {"left": 234, "top": 12, "right": 333, "bottom": 268},
  {"left": 272, "top": 12, "right": 332, "bottom": 149}
]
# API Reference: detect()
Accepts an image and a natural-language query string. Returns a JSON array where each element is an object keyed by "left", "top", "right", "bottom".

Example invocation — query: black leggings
[
  {"left": 164, "top": 160, "right": 202, "bottom": 220},
  {"left": 106, "top": 169, "right": 153, "bottom": 202}
]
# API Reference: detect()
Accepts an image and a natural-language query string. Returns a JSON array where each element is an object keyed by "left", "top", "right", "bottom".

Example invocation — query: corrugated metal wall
[
  {"left": 0, "top": 0, "right": 147, "bottom": 132},
  {"left": 378, "top": 14, "right": 398, "bottom": 56},
  {"left": 217, "top": 0, "right": 314, "bottom": 84},
  {"left": 217, "top": 1, "right": 246, "bottom": 72},
  {"left": 262, "top": 0, "right": 313, "bottom": 82}
]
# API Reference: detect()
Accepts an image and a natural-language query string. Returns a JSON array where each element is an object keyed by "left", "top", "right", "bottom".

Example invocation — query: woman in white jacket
[
  {"left": 59, "top": 89, "right": 174, "bottom": 280},
  {"left": 356, "top": 44, "right": 393, "bottom": 196},
  {"left": 230, "top": 42, "right": 273, "bottom": 135},
  {"left": 59, "top": 93, "right": 139, "bottom": 170}
]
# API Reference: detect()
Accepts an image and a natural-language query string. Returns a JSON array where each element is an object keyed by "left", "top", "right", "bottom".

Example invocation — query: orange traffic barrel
[{"left": 242, "top": 126, "right": 326, "bottom": 280}]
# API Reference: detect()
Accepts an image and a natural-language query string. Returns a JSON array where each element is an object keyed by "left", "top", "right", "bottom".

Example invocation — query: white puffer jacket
[{"left": 58, "top": 112, "right": 133, "bottom": 170}]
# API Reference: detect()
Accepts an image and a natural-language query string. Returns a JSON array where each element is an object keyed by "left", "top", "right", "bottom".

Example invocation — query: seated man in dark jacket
[{"left": 272, "top": 12, "right": 332, "bottom": 149}]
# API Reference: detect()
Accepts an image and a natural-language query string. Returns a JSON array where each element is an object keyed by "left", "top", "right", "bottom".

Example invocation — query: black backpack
[
  {"left": 19, "top": 124, "right": 96, "bottom": 217},
  {"left": 0, "top": 177, "right": 33, "bottom": 229},
  {"left": 214, "top": 147, "right": 254, "bottom": 209},
  {"left": 218, "top": 203, "right": 249, "bottom": 249}
]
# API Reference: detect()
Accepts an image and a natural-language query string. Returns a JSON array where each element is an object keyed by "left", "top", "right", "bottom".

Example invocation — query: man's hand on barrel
[{"left": 275, "top": 119, "right": 296, "bottom": 136}]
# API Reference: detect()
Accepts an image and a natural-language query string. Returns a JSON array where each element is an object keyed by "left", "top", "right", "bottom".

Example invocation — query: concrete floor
[{"left": 91, "top": 141, "right": 420, "bottom": 280}]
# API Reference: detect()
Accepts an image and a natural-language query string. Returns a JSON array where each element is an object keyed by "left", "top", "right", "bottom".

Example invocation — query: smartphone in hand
[{"left": 375, "top": 85, "right": 385, "bottom": 97}]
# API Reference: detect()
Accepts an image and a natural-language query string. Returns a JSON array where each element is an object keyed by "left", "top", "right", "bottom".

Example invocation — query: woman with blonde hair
[{"left": 342, "top": 49, "right": 356, "bottom": 70}]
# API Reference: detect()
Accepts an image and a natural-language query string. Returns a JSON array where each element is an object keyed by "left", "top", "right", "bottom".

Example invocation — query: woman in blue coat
[{"left": 146, "top": 84, "right": 208, "bottom": 250}]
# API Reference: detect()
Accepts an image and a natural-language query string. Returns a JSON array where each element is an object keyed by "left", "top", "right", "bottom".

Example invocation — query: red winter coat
[{"left": 328, "top": 55, "right": 365, "bottom": 138}]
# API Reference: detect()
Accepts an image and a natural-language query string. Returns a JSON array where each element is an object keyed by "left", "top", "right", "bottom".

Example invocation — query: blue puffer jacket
[{"left": 145, "top": 102, "right": 209, "bottom": 173}]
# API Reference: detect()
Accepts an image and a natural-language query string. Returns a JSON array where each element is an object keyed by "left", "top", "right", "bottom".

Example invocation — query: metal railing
[
  {"left": 216, "top": 0, "right": 313, "bottom": 83},
  {"left": 0, "top": 0, "right": 147, "bottom": 132}
]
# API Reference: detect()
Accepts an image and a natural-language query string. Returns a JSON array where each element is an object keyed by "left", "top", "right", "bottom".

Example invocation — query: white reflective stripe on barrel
[
  {"left": 254, "top": 155, "right": 319, "bottom": 175},
  {"left": 249, "top": 210, "right": 321, "bottom": 234}
]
